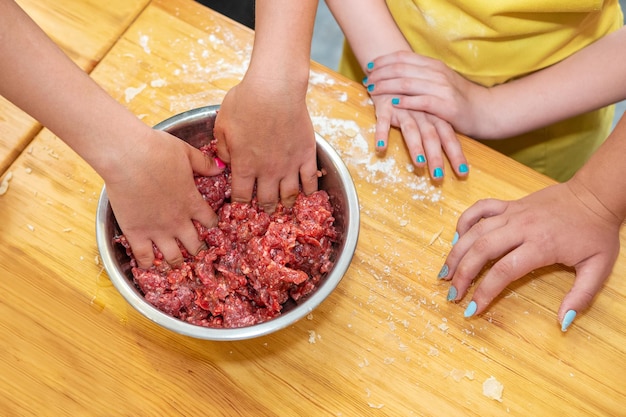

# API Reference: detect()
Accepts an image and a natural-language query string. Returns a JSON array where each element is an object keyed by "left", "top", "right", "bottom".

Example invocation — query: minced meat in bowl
[{"left": 95, "top": 105, "right": 359, "bottom": 341}]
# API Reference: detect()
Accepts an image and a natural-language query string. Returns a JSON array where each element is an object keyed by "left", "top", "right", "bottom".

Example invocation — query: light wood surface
[
  {"left": 0, "top": 0, "right": 150, "bottom": 176},
  {"left": 0, "top": 0, "right": 625, "bottom": 415}
]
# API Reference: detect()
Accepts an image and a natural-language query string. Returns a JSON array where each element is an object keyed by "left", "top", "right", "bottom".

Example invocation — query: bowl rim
[{"left": 95, "top": 106, "right": 360, "bottom": 341}]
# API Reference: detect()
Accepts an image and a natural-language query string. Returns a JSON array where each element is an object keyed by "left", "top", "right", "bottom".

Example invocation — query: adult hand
[
  {"left": 440, "top": 181, "right": 621, "bottom": 331},
  {"left": 105, "top": 129, "right": 225, "bottom": 269},
  {"left": 214, "top": 76, "right": 319, "bottom": 212}
]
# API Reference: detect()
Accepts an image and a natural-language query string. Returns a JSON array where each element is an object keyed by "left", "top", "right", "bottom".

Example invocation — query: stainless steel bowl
[{"left": 95, "top": 105, "right": 359, "bottom": 341}]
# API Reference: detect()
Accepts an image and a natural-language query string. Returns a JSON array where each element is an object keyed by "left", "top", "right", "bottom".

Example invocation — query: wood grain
[{"left": 0, "top": 0, "right": 624, "bottom": 415}]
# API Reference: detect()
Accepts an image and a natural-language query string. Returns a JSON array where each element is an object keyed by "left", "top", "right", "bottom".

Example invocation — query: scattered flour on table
[
  {"left": 0, "top": 171, "right": 13, "bottom": 195},
  {"left": 482, "top": 376, "right": 504, "bottom": 402},
  {"left": 139, "top": 34, "right": 151, "bottom": 54},
  {"left": 125, "top": 84, "right": 146, "bottom": 103},
  {"left": 311, "top": 117, "right": 443, "bottom": 203}
]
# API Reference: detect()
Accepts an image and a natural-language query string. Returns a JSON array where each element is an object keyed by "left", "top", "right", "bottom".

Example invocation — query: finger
[
  {"left": 255, "top": 176, "right": 279, "bottom": 213},
  {"left": 433, "top": 117, "right": 468, "bottom": 177},
  {"left": 557, "top": 256, "right": 615, "bottom": 331},
  {"left": 213, "top": 112, "right": 234, "bottom": 166},
  {"left": 176, "top": 220, "right": 209, "bottom": 257},
  {"left": 444, "top": 214, "right": 511, "bottom": 291},
  {"left": 124, "top": 235, "right": 155, "bottom": 269},
  {"left": 371, "top": 74, "right": 440, "bottom": 97},
  {"left": 229, "top": 165, "right": 256, "bottom": 205},
  {"left": 374, "top": 108, "right": 392, "bottom": 154},
  {"left": 279, "top": 174, "right": 300, "bottom": 208},
  {"left": 396, "top": 111, "right": 425, "bottom": 166},
  {"left": 456, "top": 199, "right": 510, "bottom": 235},
  {"left": 462, "top": 243, "right": 547, "bottom": 315},
  {"left": 152, "top": 237, "right": 184, "bottom": 267},
  {"left": 414, "top": 112, "right": 444, "bottom": 180},
  {"left": 392, "top": 95, "right": 453, "bottom": 126},
  {"left": 186, "top": 144, "right": 227, "bottom": 177},
  {"left": 300, "top": 158, "right": 320, "bottom": 196},
  {"left": 369, "top": 52, "right": 438, "bottom": 75}
]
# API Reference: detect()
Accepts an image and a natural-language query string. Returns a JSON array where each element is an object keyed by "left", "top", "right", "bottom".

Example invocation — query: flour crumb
[
  {"left": 139, "top": 34, "right": 151, "bottom": 54},
  {"left": 482, "top": 376, "right": 504, "bottom": 402},
  {"left": 27, "top": 224, "right": 35, "bottom": 232},
  {"left": 449, "top": 368, "right": 475, "bottom": 382},
  {"left": 0, "top": 171, "right": 13, "bottom": 195},
  {"left": 125, "top": 84, "right": 147, "bottom": 102},
  {"left": 308, "top": 330, "right": 320, "bottom": 344},
  {"left": 150, "top": 78, "right": 167, "bottom": 88}
]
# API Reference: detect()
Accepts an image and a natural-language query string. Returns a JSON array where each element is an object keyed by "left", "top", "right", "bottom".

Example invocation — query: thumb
[
  {"left": 557, "top": 258, "right": 613, "bottom": 331},
  {"left": 186, "top": 144, "right": 226, "bottom": 177}
]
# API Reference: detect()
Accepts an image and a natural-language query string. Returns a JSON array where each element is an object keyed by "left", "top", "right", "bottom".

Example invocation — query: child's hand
[
  {"left": 366, "top": 51, "right": 489, "bottom": 139},
  {"left": 440, "top": 180, "right": 621, "bottom": 331},
  {"left": 214, "top": 77, "right": 319, "bottom": 213},
  {"left": 368, "top": 91, "right": 468, "bottom": 180},
  {"left": 104, "top": 129, "right": 225, "bottom": 269}
]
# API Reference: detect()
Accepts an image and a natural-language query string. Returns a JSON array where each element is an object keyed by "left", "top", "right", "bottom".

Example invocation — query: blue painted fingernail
[
  {"left": 451, "top": 231, "right": 459, "bottom": 246},
  {"left": 459, "top": 163, "right": 469, "bottom": 174},
  {"left": 464, "top": 301, "right": 477, "bottom": 318},
  {"left": 446, "top": 286, "right": 457, "bottom": 302},
  {"left": 416, "top": 154, "right": 426, "bottom": 164},
  {"left": 362, "top": 76, "right": 368, "bottom": 85},
  {"left": 367, "top": 84, "right": 375, "bottom": 92},
  {"left": 367, "top": 61, "right": 374, "bottom": 70},
  {"left": 376, "top": 140, "right": 385, "bottom": 148},
  {"left": 391, "top": 97, "right": 400, "bottom": 105},
  {"left": 561, "top": 310, "right": 577, "bottom": 332},
  {"left": 437, "top": 264, "right": 449, "bottom": 279},
  {"left": 433, "top": 167, "right": 444, "bottom": 178}
]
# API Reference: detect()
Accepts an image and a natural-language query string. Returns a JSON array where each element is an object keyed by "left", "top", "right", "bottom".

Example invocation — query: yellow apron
[{"left": 339, "top": 0, "right": 623, "bottom": 181}]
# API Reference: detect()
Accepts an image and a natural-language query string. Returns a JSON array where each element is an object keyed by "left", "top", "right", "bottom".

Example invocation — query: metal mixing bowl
[{"left": 95, "top": 105, "right": 359, "bottom": 341}]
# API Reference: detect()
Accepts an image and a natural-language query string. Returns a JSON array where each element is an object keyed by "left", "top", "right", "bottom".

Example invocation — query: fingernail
[
  {"left": 391, "top": 97, "right": 400, "bottom": 105},
  {"left": 561, "top": 310, "right": 577, "bottom": 332},
  {"left": 464, "top": 301, "right": 477, "bottom": 318},
  {"left": 362, "top": 76, "right": 368, "bottom": 84},
  {"left": 214, "top": 157, "right": 226, "bottom": 169},
  {"left": 451, "top": 231, "right": 459, "bottom": 246},
  {"left": 367, "top": 61, "right": 374, "bottom": 70},
  {"left": 416, "top": 154, "right": 426, "bottom": 164},
  {"left": 367, "top": 84, "right": 375, "bottom": 92},
  {"left": 446, "top": 286, "right": 457, "bottom": 301},
  {"left": 433, "top": 167, "right": 444, "bottom": 178},
  {"left": 437, "top": 264, "right": 449, "bottom": 279},
  {"left": 458, "top": 163, "right": 469, "bottom": 174},
  {"left": 376, "top": 140, "right": 385, "bottom": 148}
]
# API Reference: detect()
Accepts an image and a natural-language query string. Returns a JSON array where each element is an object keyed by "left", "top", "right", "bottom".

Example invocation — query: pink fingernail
[{"left": 214, "top": 157, "right": 226, "bottom": 169}]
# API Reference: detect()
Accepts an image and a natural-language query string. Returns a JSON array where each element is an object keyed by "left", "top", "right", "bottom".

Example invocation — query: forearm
[
  {"left": 326, "top": 0, "right": 411, "bottom": 71},
  {"left": 0, "top": 0, "right": 149, "bottom": 182},
  {"left": 479, "top": 27, "right": 626, "bottom": 138},
  {"left": 568, "top": 114, "right": 626, "bottom": 223},
  {"left": 246, "top": 0, "right": 318, "bottom": 94}
]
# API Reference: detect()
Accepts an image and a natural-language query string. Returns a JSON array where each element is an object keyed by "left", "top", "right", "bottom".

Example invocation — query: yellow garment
[{"left": 339, "top": 0, "right": 623, "bottom": 181}]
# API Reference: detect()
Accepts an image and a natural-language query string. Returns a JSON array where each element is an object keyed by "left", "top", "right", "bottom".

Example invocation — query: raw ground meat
[{"left": 114, "top": 143, "right": 338, "bottom": 329}]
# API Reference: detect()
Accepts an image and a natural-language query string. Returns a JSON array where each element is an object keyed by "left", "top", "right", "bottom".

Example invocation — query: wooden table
[{"left": 1, "top": 1, "right": 624, "bottom": 415}]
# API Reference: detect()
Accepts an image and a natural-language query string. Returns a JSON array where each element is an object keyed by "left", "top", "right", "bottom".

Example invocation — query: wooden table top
[{"left": 1, "top": 0, "right": 624, "bottom": 415}]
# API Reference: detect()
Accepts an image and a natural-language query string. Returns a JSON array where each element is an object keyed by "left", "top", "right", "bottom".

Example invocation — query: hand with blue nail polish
[{"left": 439, "top": 117, "right": 626, "bottom": 329}]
